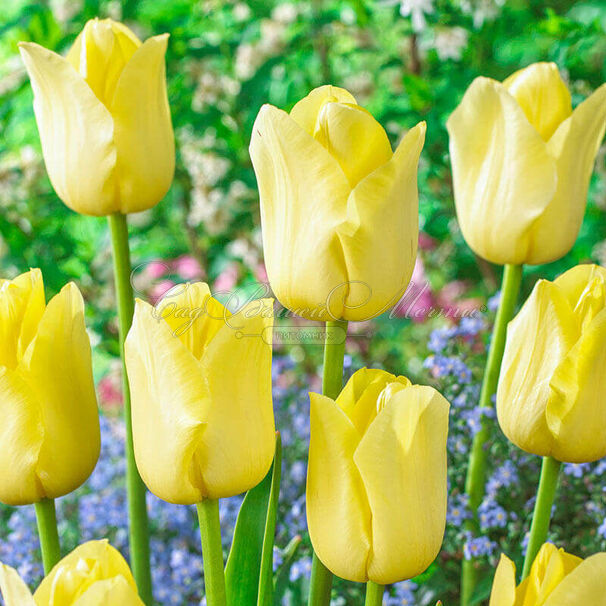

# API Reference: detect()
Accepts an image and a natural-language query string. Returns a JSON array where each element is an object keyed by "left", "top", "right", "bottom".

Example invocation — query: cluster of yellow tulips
[{"left": 1, "top": 14, "right": 605, "bottom": 606}]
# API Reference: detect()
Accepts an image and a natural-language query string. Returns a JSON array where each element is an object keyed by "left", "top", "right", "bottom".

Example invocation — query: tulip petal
[
  {"left": 195, "top": 299, "right": 275, "bottom": 498},
  {"left": 307, "top": 393, "right": 371, "bottom": 583},
  {"left": 154, "top": 282, "right": 229, "bottom": 360},
  {"left": 503, "top": 63, "right": 571, "bottom": 141},
  {"left": 313, "top": 102, "right": 392, "bottom": 187},
  {"left": 447, "top": 77, "right": 557, "bottom": 265},
  {"left": 553, "top": 264, "right": 606, "bottom": 314},
  {"left": 71, "top": 577, "right": 144, "bottom": 606},
  {"left": 0, "top": 269, "right": 45, "bottom": 369},
  {"left": 19, "top": 283, "right": 100, "bottom": 499},
  {"left": 66, "top": 18, "right": 141, "bottom": 106},
  {"left": 18, "top": 42, "right": 117, "bottom": 216},
  {"left": 488, "top": 554, "right": 517, "bottom": 606},
  {"left": 289, "top": 85, "right": 357, "bottom": 136},
  {"left": 0, "top": 564, "right": 35, "bottom": 606},
  {"left": 35, "top": 540, "right": 137, "bottom": 603},
  {"left": 0, "top": 367, "right": 44, "bottom": 505},
  {"left": 354, "top": 385, "right": 449, "bottom": 584},
  {"left": 125, "top": 300, "right": 210, "bottom": 504},
  {"left": 249, "top": 104, "right": 351, "bottom": 320},
  {"left": 497, "top": 280, "right": 579, "bottom": 458},
  {"left": 111, "top": 34, "right": 175, "bottom": 213},
  {"left": 338, "top": 122, "right": 425, "bottom": 321},
  {"left": 543, "top": 553, "right": 606, "bottom": 606},
  {"left": 547, "top": 308, "right": 606, "bottom": 462},
  {"left": 335, "top": 368, "right": 410, "bottom": 434},
  {"left": 526, "top": 83, "right": 606, "bottom": 264}
]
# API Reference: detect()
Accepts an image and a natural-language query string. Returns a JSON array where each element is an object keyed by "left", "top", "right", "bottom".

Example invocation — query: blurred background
[{"left": 1, "top": 0, "right": 606, "bottom": 604}]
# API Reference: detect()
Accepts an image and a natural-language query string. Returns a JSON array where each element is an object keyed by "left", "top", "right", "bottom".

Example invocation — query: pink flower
[
  {"left": 150, "top": 279, "right": 177, "bottom": 304},
  {"left": 146, "top": 259, "right": 169, "bottom": 279},
  {"left": 174, "top": 254, "right": 204, "bottom": 280},
  {"left": 97, "top": 370, "right": 123, "bottom": 410},
  {"left": 392, "top": 257, "right": 435, "bottom": 322},
  {"left": 213, "top": 263, "right": 239, "bottom": 293},
  {"left": 418, "top": 231, "right": 437, "bottom": 251},
  {"left": 254, "top": 262, "right": 268, "bottom": 284}
]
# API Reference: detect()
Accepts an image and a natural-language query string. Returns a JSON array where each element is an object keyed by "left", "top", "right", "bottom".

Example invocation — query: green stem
[
  {"left": 308, "top": 319, "right": 348, "bottom": 606},
  {"left": 107, "top": 213, "right": 152, "bottom": 604},
  {"left": 34, "top": 498, "right": 61, "bottom": 574},
  {"left": 521, "top": 456, "right": 561, "bottom": 579},
  {"left": 460, "top": 264, "right": 523, "bottom": 606},
  {"left": 364, "top": 582, "right": 384, "bottom": 606},
  {"left": 197, "top": 500, "right": 227, "bottom": 606}
]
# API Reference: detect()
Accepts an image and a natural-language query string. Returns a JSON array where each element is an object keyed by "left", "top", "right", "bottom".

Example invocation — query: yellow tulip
[
  {"left": 489, "top": 543, "right": 606, "bottom": 606},
  {"left": 447, "top": 62, "right": 606, "bottom": 266},
  {"left": 0, "top": 269, "right": 100, "bottom": 505},
  {"left": 307, "top": 368, "right": 449, "bottom": 584},
  {"left": 250, "top": 85, "right": 425, "bottom": 322},
  {"left": 0, "top": 539, "right": 143, "bottom": 605},
  {"left": 497, "top": 264, "right": 606, "bottom": 463},
  {"left": 125, "top": 282, "right": 275, "bottom": 504},
  {"left": 19, "top": 18, "right": 174, "bottom": 216}
]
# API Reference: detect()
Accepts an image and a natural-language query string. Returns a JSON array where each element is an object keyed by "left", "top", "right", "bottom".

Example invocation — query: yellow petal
[
  {"left": 354, "top": 385, "right": 449, "bottom": 584},
  {"left": 338, "top": 123, "right": 425, "bottom": 321},
  {"left": 0, "top": 564, "right": 35, "bottom": 606},
  {"left": 525, "top": 84, "right": 606, "bottom": 264},
  {"left": 71, "top": 577, "right": 144, "bottom": 606},
  {"left": 35, "top": 540, "right": 138, "bottom": 603},
  {"left": 488, "top": 554, "right": 517, "bottom": 606},
  {"left": 195, "top": 299, "right": 275, "bottom": 498},
  {"left": 306, "top": 392, "right": 371, "bottom": 583},
  {"left": 249, "top": 104, "right": 351, "bottom": 321},
  {"left": 503, "top": 63, "right": 571, "bottom": 141},
  {"left": 110, "top": 34, "right": 175, "bottom": 213},
  {"left": 496, "top": 280, "right": 579, "bottom": 458},
  {"left": 547, "top": 308, "right": 606, "bottom": 462},
  {"left": 312, "top": 102, "right": 392, "bottom": 187},
  {"left": 155, "top": 282, "right": 228, "bottom": 360},
  {"left": 21, "top": 283, "right": 100, "bottom": 499},
  {"left": 553, "top": 264, "right": 606, "bottom": 314},
  {"left": 335, "top": 367, "right": 409, "bottom": 434},
  {"left": 447, "top": 77, "right": 557, "bottom": 265},
  {"left": 0, "top": 367, "right": 44, "bottom": 505},
  {"left": 521, "top": 544, "right": 582, "bottom": 606},
  {"left": 543, "top": 553, "right": 606, "bottom": 606},
  {"left": 125, "top": 300, "right": 210, "bottom": 504},
  {"left": 18, "top": 42, "right": 118, "bottom": 216},
  {"left": 66, "top": 18, "right": 141, "bottom": 107},
  {"left": 0, "top": 269, "right": 45, "bottom": 369},
  {"left": 289, "top": 85, "right": 357, "bottom": 136}
]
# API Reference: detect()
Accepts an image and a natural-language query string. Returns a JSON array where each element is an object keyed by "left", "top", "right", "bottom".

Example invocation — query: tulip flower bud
[
  {"left": 250, "top": 85, "right": 425, "bottom": 322},
  {"left": 19, "top": 18, "right": 174, "bottom": 216},
  {"left": 307, "top": 368, "right": 449, "bottom": 584},
  {"left": 125, "top": 282, "right": 275, "bottom": 504},
  {"left": 497, "top": 264, "right": 606, "bottom": 463},
  {"left": 447, "top": 63, "right": 606, "bottom": 265},
  {"left": 0, "top": 269, "right": 100, "bottom": 505},
  {"left": 489, "top": 543, "right": 606, "bottom": 606},
  {"left": 0, "top": 540, "right": 143, "bottom": 605}
]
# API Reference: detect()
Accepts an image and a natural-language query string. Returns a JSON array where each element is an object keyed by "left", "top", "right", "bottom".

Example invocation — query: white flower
[
  {"left": 433, "top": 26, "right": 468, "bottom": 61},
  {"left": 398, "top": 0, "right": 434, "bottom": 32},
  {"left": 271, "top": 2, "right": 298, "bottom": 24}
]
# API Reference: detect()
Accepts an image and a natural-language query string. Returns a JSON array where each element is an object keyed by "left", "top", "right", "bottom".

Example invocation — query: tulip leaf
[
  {"left": 273, "top": 535, "right": 302, "bottom": 605},
  {"left": 225, "top": 433, "right": 281, "bottom": 606},
  {"left": 257, "top": 432, "right": 282, "bottom": 606}
]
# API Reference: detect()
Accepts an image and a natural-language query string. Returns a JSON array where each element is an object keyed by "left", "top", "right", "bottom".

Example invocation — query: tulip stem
[
  {"left": 521, "top": 456, "right": 561, "bottom": 579},
  {"left": 34, "top": 498, "right": 61, "bottom": 574},
  {"left": 364, "top": 582, "right": 384, "bottom": 606},
  {"left": 308, "top": 319, "right": 348, "bottom": 606},
  {"left": 197, "top": 499, "right": 227, "bottom": 606},
  {"left": 460, "top": 263, "right": 523, "bottom": 606},
  {"left": 108, "top": 212, "right": 153, "bottom": 604}
]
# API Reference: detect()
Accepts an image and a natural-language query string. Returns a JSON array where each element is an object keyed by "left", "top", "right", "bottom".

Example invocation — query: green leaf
[
  {"left": 225, "top": 458, "right": 272, "bottom": 604},
  {"left": 257, "top": 432, "right": 282, "bottom": 606},
  {"left": 273, "top": 535, "right": 302, "bottom": 606},
  {"left": 224, "top": 433, "right": 280, "bottom": 606}
]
